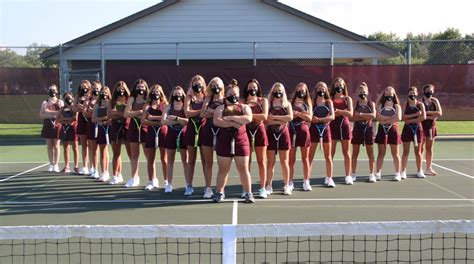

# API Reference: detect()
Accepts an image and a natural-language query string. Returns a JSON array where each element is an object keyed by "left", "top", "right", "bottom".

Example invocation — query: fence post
[
  {"left": 253, "top": 42, "right": 257, "bottom": 66},
  {"left": 58, "top": 44, "right": 68, "bottom": 93},
  {"left": 330, "top": 42, "right": 335, "bottom": 66},
  {"left": 407, "top": 41, "right": 412, "bottom": 87},
  {"left": 100, "top": 42, "right": 106, "bottom": 85},
  {"left": 176, "top": 42, "right": 180, "bottom": 66}
]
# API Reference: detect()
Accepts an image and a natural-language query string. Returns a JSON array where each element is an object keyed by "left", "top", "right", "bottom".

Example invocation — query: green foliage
[
  {"left": 426, "top": 28, "right": 474, "bottom": 64},
  {"left": 0, "top": 43, "right": 57, "bottom": 68}
]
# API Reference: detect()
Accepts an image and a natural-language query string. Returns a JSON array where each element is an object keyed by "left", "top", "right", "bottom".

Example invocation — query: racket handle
[
  {"left": 213, "top": 135, "right": 217, "bottom": 150},
  {"left": 155, "top": 135, "right": 159, "bottom": 149},
  {"left": 251, "top": 136, "right": 255, "bottom": 152},
  {"left": 105, "top": 132, "right": 109, "bottom": 145},
  {"left": 194, "top": 134, "right": 199, "bottom": 148},
  {"left": 429, "top": 129, "right": 433, "bottom": 140},
  {"left": 138, "top": 131, "right": 141, "bottom": 143},
  {"left": 319, "top": 138, "right": 323, "bottom": 150},
  {"left": 176, "top": 138, "right": 180, "bottom": 151},
  {"left": 414, "top": 134, "right": 418, "bottom": 147},
  {"left": 94, "top": 125, "right": 98, "bottom": 138},
  {"left": 292, "top": 133, "right": 296, "bottom": 148},
  {"left": 231, "top": 138, "right": 235, "bottom": 155}
]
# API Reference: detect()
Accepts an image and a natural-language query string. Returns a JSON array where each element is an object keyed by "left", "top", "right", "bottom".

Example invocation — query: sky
[{"left": 0, "top": 0, "right": 472, "bottom": 48}]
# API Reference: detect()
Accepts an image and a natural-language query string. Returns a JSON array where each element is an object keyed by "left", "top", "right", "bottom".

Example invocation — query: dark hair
[
  {"left": 111, "top": 81, "right": 130, "bottom": 109},
  {"left": 312, "top": 81, "right": 330, "bottom": 106},
  {"left": 168, "top": 86, "right": 184, "bottom": 105},
  {"left": 377, "top": 86, "right": 400, "bottom": 106},
  {"left": 225, "top": 79, "right": 239, "bottom": 95},
  {"left": 330, "top": 77, "right": 349, "bottom": 97},
  {"left": 423, "top": 84, "right": 434, "bottom": 92},
  {"left": 76, "top": 80, "right": 91, "bottom": 97},
  {"left": 130, "top": 79, "right": 149, "bottom": 99},
  {"left": 242, "top": 78, "right": 263, "bottom": 102}
]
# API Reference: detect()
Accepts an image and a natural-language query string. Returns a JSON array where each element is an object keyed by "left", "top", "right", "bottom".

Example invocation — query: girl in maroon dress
[
  {"left": 243, "top": 79, "right": 269, "bottom": 198},
  {"left": 123, "top": 79, "right": 149, "bottom": 187},
  {"left": 200, "top": 77, "right": 225, "bottom": 199},
  {"left": 161, "top": 86, "right": 189, "bottom": 193},
  {"left": 39, "top": 84, "right": 63, "bottom": 173},
  {"left": 85, "top": 81, "right": 101, "bottom": 179},
  {"left": 92, "top": 86, "right": 112, "bottom": 182},
  {"left": 58, "top": 92, "right": 79, "bottom": 174},
  {"left": 142, "top": 84, "right": 168, "bottom": 191},
  {"left": 212, "top": 79, "right": 254, "bottom": 203},
  {"left": 420, "top": 84, "right": 442, "bottom": 176},
  {"left": 265, "top": 82, "right": 294, "bottom": 195},
  {"left": 74, "top": 80, "right": 92, "bottom": 175},
  {"left": 329, "top": 77, "right": 354, "bottom": 185}
]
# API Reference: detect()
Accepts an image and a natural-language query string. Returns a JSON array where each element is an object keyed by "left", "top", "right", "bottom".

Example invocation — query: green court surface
[{"left": 0, "top": 141, "right": 472, "bottom": 226}]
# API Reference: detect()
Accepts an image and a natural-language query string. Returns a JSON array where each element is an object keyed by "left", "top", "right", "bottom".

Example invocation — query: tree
[
  {"left": 426, "top": 28, "right": 474, "bottom": 64},
  {"left": 367, "top": 32, "right": 406, "bottom": 64},
  {"left": 0, "top": 43, "right": 57, "bottom": 68}
]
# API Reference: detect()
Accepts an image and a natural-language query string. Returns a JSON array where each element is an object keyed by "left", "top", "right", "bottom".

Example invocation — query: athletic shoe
[
  {"left": 302, "top": 180, "right": 312, "bottom": 191},
  {"left": 212, "top": 192, "right": 225, "bottom": 203},
  {"left": 283, "top": 185, "right": 292, "bottom": 195},
  {"left": 375, "top": 172, "right": 381, "bottom": 180},
  {"left": 124, "top": 177, "right": 140, "bottom": 188},
  {"left": 352, "top": 174, "right": 357, "bottom": 182},
  {"left": 265, "top": 185, "right": 273, "bottom": 195},
  {"left": 288, "top": 181, "right": 294, "bottom": 191},
  {"left": 244, "top": 192, "right": 255, "bottom": 203},
  {"left": 368, "top": 174, "right": 377, "bottom": 183},
  {"left": 163, "top": 180, "right": 169, "bottom": 186},
  {"left": 324, "top": 177, "right": 329, "bottom": 185},
  {"left": 164, "top": 183, "right": 173, "bottom": 193},
  {"left": 47, "top": 164, "right": 54, "bottom": 172},
  {"left": 393, "top": 173, "right": 402, "bottom": 182},
  {"left": 203, "top": 187, "right": 213, "bottom": 199},
  {"left": 61, "top": 167, "right": 70, "bottom": 173},
  {"left": 401, "top": 171, "right": 407, "bottom": 180},
  {"left": 79, "top": 167, "right": 89, "bottom": 175},
  {"left": 416, "top": 170, "right": 426, "bottom": 179},
  {"left": 345, "top": 176, "right": 354, "bottom": 185},
  {"left": 145, "top": 178, "right": 159, "bottom": 191},
  {"left": 90, "top": 170, "right": 99, "bottom": 179},
  {"left": 327, "top": 177, "right": 336, "bottom": 188},
  {"left": 90, "top": 167, "right": 95, "bottom": 175},
  {"left": 53, "top": 164, "right": 60, "bottom": 173},
  {"left": 73, "top": 167, "right": 80, "bottom": 175},
  {"left": 258, "top": 188, "right": 268, "bottom": 198},
  {"left": 98, "top": 171, "right": 110, "bottom": 182},
  {"left": 184, "top": 185, "right": 194, "bottom": 196},
  {"left": 109, "top": 175, "right": 123, "bottom": 185}
]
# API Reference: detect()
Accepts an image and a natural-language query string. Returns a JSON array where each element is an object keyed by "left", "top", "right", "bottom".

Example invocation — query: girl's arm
[
  {"left": 335, "top": 97, "right": 353, "bottom": 117},
  {"left": 293, "top": 105, "right": 312, "bottom": 122},
  {"left": 91, "top": 105, "right": 99, "bottom": 123},
  {"left": 412, "top": 103, "right": 426, "bottom": 123},
  {"left": 251, "top": 98, "right": 269, "bottom": 122},
  {"left": 225, "top": 105, "right": 253, "bottom": 125},
  {"left": 184, "top": 95, "right": 201, "bottom": 118},
  {"left": 200, "top": 97, "right": 213, "bottom": 118},
  {"left": 426, "top": 98, "right": 443, "bottom": 119},
  {"left": 124, "top": 98, "right": 141, "bottom": 118},
  {"left": 214, "top": 105, "right": 240, "bottom": 128},
  {"left": 321, "top": 101, "right": 335, "bottom": 123},
  {"left": 269, "top": 105, "right": 293, "bottom": 122}
]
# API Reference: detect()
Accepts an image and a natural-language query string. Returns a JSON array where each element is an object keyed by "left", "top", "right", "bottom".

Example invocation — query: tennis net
[{"left": 0, "top": 220, "right": 472, "bottom": 264}]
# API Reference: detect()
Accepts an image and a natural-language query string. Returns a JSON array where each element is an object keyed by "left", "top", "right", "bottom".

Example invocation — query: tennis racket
[
  {"left": 62, "top": 124, "right": 71, "bottom": 141},
  {"left": 190, "top": 117, "right": 202, "bottom": 148},
  {"left": 269, "top": 105, "right": 288, "bottom": 156},
  {"left": 224, "top": 105, "right": 242, "bottom": 155},
  {"left": 150, "top": 125, "right": 161, "bottom": 148},
  {"left": 380, "top": 107, "right": 396, "bottom": 145},
  {"left": 290, "top": 103, "right": 307, "bottom": 148},
  {"left": 96, "top": 106, "right": 108, "bottom": 140},
  {"left": 356, "top": 104, "right": 373, "bottom": 146},
  {"left": 247, "top": 101, "right": 263, "bottom": 151},
  {"left": 313, "top": 105, "right": 330, "bottom": 150},
  {"left": 406, "top": 105, "right": 420, "bottom": 147}
]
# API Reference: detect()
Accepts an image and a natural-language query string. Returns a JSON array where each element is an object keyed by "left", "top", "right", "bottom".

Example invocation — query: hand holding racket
[{"left": 313, "top": 105, "right": 330, "bottom": 150}]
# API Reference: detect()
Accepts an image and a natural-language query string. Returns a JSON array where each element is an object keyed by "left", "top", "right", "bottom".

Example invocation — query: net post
[{"left": 222, "top": 225, "right": 237, "bottom": 264}]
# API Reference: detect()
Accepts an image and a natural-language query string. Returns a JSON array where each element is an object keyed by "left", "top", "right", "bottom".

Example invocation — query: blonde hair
[
  {"left": 268, "top": 82, "right": 290, "bottom": 109},
  {"left": 148, "top": 84, "right": 169, "bottom": 105},
  {"left": 206, "top": 77, "right": 225, "bottom": 97},
  {"left": 189, "top": 74, "right": 207, "bottom": 96},
  {"left": 291, "top": 82, "right": 312, "bottom": 110}
]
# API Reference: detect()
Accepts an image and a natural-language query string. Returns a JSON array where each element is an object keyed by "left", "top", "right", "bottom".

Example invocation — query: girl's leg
[
  {"left": 46, "top": 139, "right": 53, "bottom": 166},
  {"left": 53, "top": 139, "right": 61, "bottom": 166},
  {"left": 129, "top": 142, "right": 140, "bottom": 178},
  {"left": 331, "top": 140, "right": 337, "bottom": 159},
  {"left": 72, "top": 140, "right": 79, "bottom": 169},
  {"left": 414, "top": 143, "right": 423, "bottom": 173},
  {"left": 288, "top": 147, "right": 297, "bottom": 183},
  {"left": 235, "top": 156, "right": 252, "bottom": 193},
  {"left": 79, "top": 135, "right": 88, "bottom": 170},
  {"left": 351, "top": 144, "right": 360, "bottom": 176},
  {"left": 266, "top": 151, "right": 276, "bottom": 190},
  {"left": 180, "top": 148, "right": 189, "bottom": 185},
  {"left": 185, "top": 146, "right": 197, "bottom": 187},
  {"left": 390, "top": 144, "right": 401, "bottom": 174},
  {"left": 425, "top": 138, "right": 437, "bottom": 175},
  {"left": 255, "top": 146, "right": 267, "bottom": 189},
  {"left": 301, "top": 146, "right": 310, "bottom": 181},
  {"left": 341, "top": 140, "right": 351, "bottom": 177},
  {"left": 201, "top": 146, "right": 214, "bottom": 188},
  {"left": 111, "top": 141, "right": 121, "bottom": 177},
  {"left": 366, "top": 145, "right": 375, "bottom": 175},
  {"left": 376, "top": 144, "right": 387, "bottom": 174},
  {"left": 63, "top": 141, "right": 70, "bottom": 169},
  {"left": 165, "top": 149, "right": 176, "bottom": 186},
  {"left": 159, "top": 147, "right": 168, "bottom": 182},
  {"left": 323, "top": 142, "right": 333, "bottom": 179},
  {"left": 401, "top": 142, "right": 410, "bottom": 174},
  {"left": 215, "top": 156, "right": 232, "bottom": 193},
  {"left": 308, "top": 143, "right": 318, "bottom": 173}
]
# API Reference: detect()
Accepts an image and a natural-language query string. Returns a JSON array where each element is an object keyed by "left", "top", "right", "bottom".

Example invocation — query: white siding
[{"left": 62, "top": 0, "right": 389, "bottom": 60}]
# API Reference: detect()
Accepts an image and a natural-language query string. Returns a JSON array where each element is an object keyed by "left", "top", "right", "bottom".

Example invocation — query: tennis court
[{"left": 1, "top": 140, "right": 473, "bottom": 263}]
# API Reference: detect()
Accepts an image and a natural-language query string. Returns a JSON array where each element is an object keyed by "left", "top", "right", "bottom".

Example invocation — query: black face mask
[
  {"left": 248, "top": 89, "right": 258, "bottom": 96},
  {"left": 359, "top": 94, "right": 367, "bottom": 100},
  {"left": 273, "top": 92, "right": 283, "bottom": 98},
  {"left": 65, "top": 98, "right": 73, "bottom": 105},
  {"left": 335, "top": 86, "right": 344, "bottom": 93},
  {"left": 137, "top": 89, "right": 145, "bottom": 95},
  {"left": 92, "top": 90, "right": 99, "bottom": 96},
  {"left": 99, "top": 94, "right": 108, "bottom": 100},
  {"left": 79, "top": 88, "right": 88, "bottom": 96},
  {"left": 424, "top": 91, "right": 432, "bottom": 98},
  {"left": 385, "top": 96, "right": 394, "bottom": 102},
  {"left": 117, "top": 90, "right": 125, "bottom": 97},
  {"left": 296, "top": 91, "right": 306, "bottom": 99},
  {"left": 408, "top": 94, "right": 417, "bottom": 100},
  {"left": 173, "top": 95, "right": 184, "bottom": 102},
  {"left": 317, "top": 91, "right": 325, "bottom": 97},
  {"left": 226, "top": 95, "right": 239, "bottom": 104},
  {"left": 192, "top": 84, "right": 202, "bottom": 93},
  {"left": 48, "top": 90, "right": 57, "bottom": 97},
  {"left": 211, "top": 86, "right": 221, "bottom": 95},
  {"left": 151, "top": 93, "right": 160, "bottom": 101}
]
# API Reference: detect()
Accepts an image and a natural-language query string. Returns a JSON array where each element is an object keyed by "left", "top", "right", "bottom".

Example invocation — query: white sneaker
[
  {"left": 163, "top": 180, "right": 168, "bottom": 186},
  {"left": 124, "top": 177, "right": 140, "bottom": 187},
  {"left": 98, "top": 171, "right": 110, "bottom": 182},
  {"left": 416, "top": 170, "right": 426, "bottom": 178},
  {"left": 265, "top": 185, "right": 273, "bottom": 195},
  {"left": 240, "top": 191, "right": 246, "bottom": 198},
  {"left": 79, "top": 167, "right": 89, "bottom": 175},
  {"left": 90, "top": 167, "right": 95, "bottom": 175},
  {"left": 184, "top": 185, "right": 194, "bottom": 196},
  {"left": 283, "top": 185, "right": 292, "bottom": 195},
  {"left": 352, "top": 174, "right": 357, "bottom": 182},
  {"left": 164, "top": 183, "right": 173, "bottom": 193},
  {"left": 109, "top": 175, "right": 123, "bottom": 185},
  {"left": 401, "top": 171, "right": 407, "bottom": 180},
  {"left": 288, "top": 181, "right": 294, "bottom": 191},
  {"left": 375, "top": 172, "right": 381, "bottom": 180},
  {"left": 393, "top": 172, "right": 401, "bottom": 182},
  {"left": 203, "top": 187, "right": 213, "bottom": 199},
  {"left": 324, "top": 177, "right": 329, "bottom": 185},
  {"left": 90, "top": 170, "right": 99, "bottom": 179},
  {"left": 302, "top": 180, "right": 312, "bottom": 191},
  {"left": 47, "top": 164, "right": 54, "bottom": 172},
  {"left": 368, "top": 174, "right": 377, "bottom": 183},
  {"left": 145, "top": 178, "right": 159, "bottom": 190},
  {"left": 345, "top": 176, "right": 354, "bottom": 185},
  {"left": 258, "top": 188, "right": 268, "bottom": 198},
  {"left": 327, "top": 177, "right": 336, "bottom": 188},
  {"left": 53, "top": 164, "right": 60, "bottom": 173}
]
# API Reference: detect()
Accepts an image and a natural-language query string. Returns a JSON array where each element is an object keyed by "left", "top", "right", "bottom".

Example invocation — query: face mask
[
  {"left": 192, "top": 84, "right": 202, "bottom": 93},
  {"left": 296, "top": 91, "right": 306, "bottom": 99},
  {"left": 335, "top": 86, "right": 344, "bottom": 93},
  {"left": 211, "top": 86, "right": 221, "bottom": 95},
  {"left": 65, "top": 98, "right": 73, "bottom": 105},
  {"left": 248, "top": 89, "right": 258, "bottom": 96},
  {"left": 92, "top": 90, "right": 99, "bottom": 96},
  {"left": 317, "top": 91, "right": 325, "bottom": 97},
  {"left": 117, "top": 90, "right": 125, "bottom": 97},
  {"left": 273, "top": 92, "right": 283, "bottom": 98},
  {"left": 80, "top": 88, "right": 88, "bottom": 96},
  {"left": 424, "top": 91, "right": 432, "bottom": 98},
  {"left": 137, "top": 89, "right": 144, "bottom": 95},
  {"left": 48, "top": 90, "right": 57, "bottom": 97},
  {"left": 385, "top": 96, "right": 394, "bottom": 102},
  {"left": 151, "top": 93, "right": 160, "bottom": 101},
  {"left": 408, "top": 94, "right": 417, "bottom": 100},
  {"left": 99, "top": 94, "right": 108, "bottom": 100},
  {"left": 173, "top": 95, "right": 183, "bottom": 102},
  {"left": 226, "top": 95, "right": 239, "bottom": 104},
  {"left": 359, "top": 94, "right": 367, "bottom": 100}
]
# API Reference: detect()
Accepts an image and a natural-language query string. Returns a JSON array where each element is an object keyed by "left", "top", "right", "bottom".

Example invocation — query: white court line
[
  {"left": 1, "top": 198, "right": 472, "bottom": 205},
  {"left": 0, "top": 163, "right": 49, "bottom": 182},
  {"left": 431, "top": 162, "right": 474, "bottom": 179},
  {"left": 423, "top": 180, "right": 469, "bottom": 200},
  {"left": 232, "top": 200, "right": 238, "bottom": 225}
]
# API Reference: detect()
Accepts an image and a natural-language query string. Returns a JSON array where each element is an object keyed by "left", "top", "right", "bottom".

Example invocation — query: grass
[{"left": 0, "top": 121, "right": 472, "bottom": 140}]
